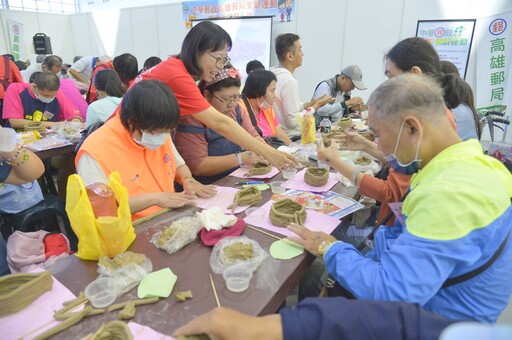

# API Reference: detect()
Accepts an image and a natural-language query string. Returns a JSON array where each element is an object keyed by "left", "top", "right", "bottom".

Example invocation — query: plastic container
[
  {"left": 317, "top": 160, "right": 331, "bottom": 170},
  {"left": 319, "top": 117, "right": 332, "bottom": 134},
  {"left": 282, "top": 167, "right": 297, "bottom": 179},
  {"left": 223, "top": 266, "right": 253, "bottom": 293},
  {"left": 86, "top": 183, "right": 118, "bottom": 218},
  {"left": 270, "top": 181, "right": 286, "bottom": 194},
  {"left": 0, "top": 127, "right": 18, "bottom": 153},
  {"left": 84, "top": 277, "right": 119, "bottom": 308}
]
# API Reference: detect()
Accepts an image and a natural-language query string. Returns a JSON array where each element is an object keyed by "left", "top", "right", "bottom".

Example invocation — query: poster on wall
[
  {"left": 475, "top": 11, "right": 511, "bottom": 120},
  {"left": 6, "top": 19, "right": 25, "bottom": 61},
  {"left": 183, "top": 0, "right": 296, "bottom": 28},
  {"left": 416, "top": 19, "right": 476, "bottom": 79}
]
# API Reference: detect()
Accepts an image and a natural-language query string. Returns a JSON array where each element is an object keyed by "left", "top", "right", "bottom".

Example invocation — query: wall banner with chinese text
[
  {"left": 6, "top": 19, "right": 25, "bottom": 61},
  {"left": 182, "top": 0, "right": 296, "bottom": 27},
  {"left": 416, "top": 19, "right": 476, "bottom": 79},
  {"left": 475, "top": 11, "right": 511, "bottom": 120}
]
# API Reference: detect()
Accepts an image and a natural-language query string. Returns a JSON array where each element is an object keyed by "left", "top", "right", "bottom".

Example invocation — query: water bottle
[
  {"left": 86, "top": 183, "right": 118, "bottom": 218},
  {"left": 319, "top": 117, "right": 332, "bottom": 134}
]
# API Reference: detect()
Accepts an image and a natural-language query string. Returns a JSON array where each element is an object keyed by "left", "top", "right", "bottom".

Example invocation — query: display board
[
  {"left": 192, "top": 16, "right": 273, "bottom": 78},
  {"left": 416, "top": 19, "right": 476, "bottom": 79}
]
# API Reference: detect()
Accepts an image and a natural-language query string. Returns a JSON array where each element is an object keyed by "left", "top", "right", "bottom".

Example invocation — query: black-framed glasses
[
  {"left": 213, "top": 94, "right": 241, "bottom": 105},
  {"left": 206, "top": 51, "right": 231, "bottom": 69}
]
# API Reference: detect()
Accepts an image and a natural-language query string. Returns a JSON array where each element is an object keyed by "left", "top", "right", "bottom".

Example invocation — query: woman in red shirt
[{"left": 139, "top": 21, "right": 295, "bottom": 170}]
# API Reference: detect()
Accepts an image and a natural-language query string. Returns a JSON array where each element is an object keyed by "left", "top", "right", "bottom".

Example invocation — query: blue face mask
[{"left": 384, "top": 121, "right": 422, "bottom": 175}]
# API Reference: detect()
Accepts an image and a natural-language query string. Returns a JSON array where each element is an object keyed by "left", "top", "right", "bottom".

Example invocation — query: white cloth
[
  {"left": 86, "top": 96, "right": 122, "bottom": 127},
  {"left": 22, "top": 63, "right": 43, "bottom": 83},
  {"left": 270, "top": 66, "right": 307, "bottom": 137},
  {"left": 196, "top": 207, "right": 237, "bottom": 231},
  {"left": 77, "top": 143, "right": 186, "bottom": 186}
]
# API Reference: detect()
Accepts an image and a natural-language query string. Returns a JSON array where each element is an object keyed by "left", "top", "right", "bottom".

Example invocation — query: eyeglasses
[
  {"left": 213, "top": 94, "right": 241, "bottom": 105},
  {"left": 206, "top": 51, "right": 231, "bottom": 69}
]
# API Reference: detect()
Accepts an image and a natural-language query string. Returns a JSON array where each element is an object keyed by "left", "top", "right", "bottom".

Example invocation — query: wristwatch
[{"left": 317, "top": 240, "right": 333, "bottom": 256}]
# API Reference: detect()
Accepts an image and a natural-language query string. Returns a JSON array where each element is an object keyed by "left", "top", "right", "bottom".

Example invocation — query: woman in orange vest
[{"left": 76, "top": 80, "right": 216, "bottom": 221}]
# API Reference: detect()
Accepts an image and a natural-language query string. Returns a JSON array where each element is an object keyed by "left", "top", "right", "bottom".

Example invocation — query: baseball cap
[{"left": 340, "top": 65, "right": 367, "bottom": 90}]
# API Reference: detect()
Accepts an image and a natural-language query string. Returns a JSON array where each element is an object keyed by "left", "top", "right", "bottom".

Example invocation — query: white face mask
[
  {"left": 132, "top": 130, "right": 169, "bottom": 150},
  {"left": 258, "top": 98, "right": 272, "bottom": 110},
  {"left": 35, "top": 89, "right": 55, "bottom": 104}
]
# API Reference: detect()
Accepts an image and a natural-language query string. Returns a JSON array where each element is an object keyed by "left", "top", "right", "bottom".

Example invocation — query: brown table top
[
  {"left": 49, "top": 164, "right": 356, "bottom": 338},
  {"left": 34, "top": 143, "right": 76, "bottom": 160}
]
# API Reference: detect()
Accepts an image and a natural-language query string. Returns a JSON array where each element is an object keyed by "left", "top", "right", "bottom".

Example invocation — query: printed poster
[{"left": 6, "top": 19, "right": 25, "bottom": 61}]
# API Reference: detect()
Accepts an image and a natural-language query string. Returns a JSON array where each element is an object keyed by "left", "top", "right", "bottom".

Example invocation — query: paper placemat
[
  {"left": 244, "top": 200, "right": 341, "bottom": 238},
  {"left": 195, "top": 186, "right": 251, "bottom": 214},
  {"left": 0, "top": 271, "right": 79, "bottom": 339},
  {"left": 127, "top": 322, "right": 175, "bottom": 339},
  {"left": 283, "top": 168, "right": 339, "bottom": 192},
  {"left": 229, "top": 166, "right": 279, "bottom": 179}
]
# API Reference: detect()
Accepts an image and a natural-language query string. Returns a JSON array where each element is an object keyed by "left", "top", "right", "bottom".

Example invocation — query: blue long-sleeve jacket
[{"left": 325, "top": 140, "right": 512, "bottom": 322}]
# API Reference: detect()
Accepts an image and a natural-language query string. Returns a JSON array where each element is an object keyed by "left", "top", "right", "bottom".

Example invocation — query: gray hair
[{"left": 367, "top": 73, "right": 446, "bottom": 121}]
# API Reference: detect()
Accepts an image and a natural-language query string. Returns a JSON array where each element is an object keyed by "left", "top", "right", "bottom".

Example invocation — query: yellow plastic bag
[
  {"left": 65, "top": 172, "right": 136, "bottom": 260},
  {"left": 297, "top": 109, "right": 316, "bottom": 144}
]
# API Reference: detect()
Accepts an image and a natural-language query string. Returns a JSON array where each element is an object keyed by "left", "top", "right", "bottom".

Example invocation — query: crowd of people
[{"left": 0, "top": 21, "right": 511, "bottom": 340}]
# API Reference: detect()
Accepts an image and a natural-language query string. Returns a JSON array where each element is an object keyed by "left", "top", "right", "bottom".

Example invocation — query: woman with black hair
[
  {"left": 139, "top": 21, "right": 295, "bottom": 170},
  {"left": 76, "top": 80, "right": 216, "bottom": 221},
  {"left": 86, "top": 69, "right": 125, "bottom": 127},
  {"left": 174, "top": 64, "right": 266, "bottom": 184}
]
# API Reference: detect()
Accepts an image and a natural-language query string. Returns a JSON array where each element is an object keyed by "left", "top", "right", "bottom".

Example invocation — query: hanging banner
[
  {"left": 475, "top": 11, "right": 511, "bottom": 118},
  {"left": 182, "top": 0, "right": 296, "bottom": 28},
  {"left": 416, "top": 19, "right": 476, "bottom": 79},
  {"left": 6, "top": 19, "right": 25, "bottom": 61}
]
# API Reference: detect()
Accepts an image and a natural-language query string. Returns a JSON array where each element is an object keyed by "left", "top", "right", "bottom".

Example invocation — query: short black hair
[
  {"left": 242, "top": 70, "right": 276, "bottom": 99},
  {"left": 385, "top": 37, "right": 441, "bottom": 79},
  {"left": 94, "top": 69, "right": 125, "bottom": 98},
  {"left": 120, "top": 80, "right": 180, "bottom": 134},
  {"left": 15, "top": 60, "right": 27, "bottom": 71},
  {"left": 275, "top": 33, "right": 300, "bottom": 62},
  {"left": 246, "top": 60, "right": 265, "bottom": 74},
  {"left": 113, "top": 53, "right": 139, "bottom": 86},
  {"left": 179, "top": 21, "right": 232, "bottom": 76},
  {"left": 143, "top": 56, "right": 162, "bottom": 70},
  {"left": 43, "top": 55, "right": 63, "bottom": 70},
  {"left": 29, "top": 71, "right": 42, "bottom": 83},
  {"left": 34, "top": 72, "right": 60, "bottom": 91}
]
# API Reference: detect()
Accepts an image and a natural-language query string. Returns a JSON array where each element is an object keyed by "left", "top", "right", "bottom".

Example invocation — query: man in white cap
[{"left": 312, "top": 65, "right": 367, "bottom": 126}]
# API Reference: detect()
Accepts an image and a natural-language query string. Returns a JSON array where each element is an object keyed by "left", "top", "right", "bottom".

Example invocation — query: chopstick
[
  {"left": 209, "top": 273, "right": 221, "bottom": 308},
  {"left": 133, "top": 208, "right": 170, "bottom": 226},
  {"left": 246, "top": 225, "right": 282, "bottom": 240}
]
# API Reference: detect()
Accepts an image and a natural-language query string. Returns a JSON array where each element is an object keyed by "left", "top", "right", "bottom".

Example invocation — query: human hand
[
  {"left": 286, "top": 223, "right": 337, "bottom": 257},
  {"left": 183, "top": 178, "right": 217, "bottom": 198},
  {"left": 156, "top": 191, "right": 196, "bottom": 209},
  {"left": 317, "top": 138, "right": 339, "bottom": 163},
  {"left": 173, "top": 307, "right": 282, "bottom": 340},
  {"left": 334, "top": 129, "right": 371, "bottom": 151},
  {"left": 311, "top": 95, "right": 334, "bottom": 111},
  {"left": 241, "top": 151, "right": 268, "bottom": 167},
  {"left": 346, "top": 97, "right": 364, "bottom": 111},
  {"left": 263, "top": 148, "right": 297, "bottom": 170}
]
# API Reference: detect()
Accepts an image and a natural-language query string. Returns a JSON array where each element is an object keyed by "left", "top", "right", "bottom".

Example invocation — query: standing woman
[{"left": 139, "top": 21, "right": 295, "bottom": 169}]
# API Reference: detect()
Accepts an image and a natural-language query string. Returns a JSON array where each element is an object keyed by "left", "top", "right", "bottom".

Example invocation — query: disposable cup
[{"left": 223, "top": 266, "right": 252, "bottom": 293}]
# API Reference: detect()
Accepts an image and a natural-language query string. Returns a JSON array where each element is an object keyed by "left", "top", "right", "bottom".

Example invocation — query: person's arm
[
  {"left": 173, "top": 307, "right": 283, "bottom": 340},
  {"left": 0, "top": 145, "right": 44, "bottom": 184},
  {"left": 194, "top": 107, "right": 296, "bottom": 169},
  {"left": 68, "top": 68, "right": 89, "bottom": 84},
  {"left": 175, "top": 164, "right": 217, "bottom": 198},
  {"left": 336, "top": 130, "right": 386, "bottom": 163},
  {"left": 275, "top": 125, "right": 292, "bottom": 146},
  {"left": 317, "top": 140, "right": 365, "bottom": 187},
  {"left": 313, "top": 82, "right": 343, "bottom": 117},
  {"left": 8, "top": 118, "right": 60, "bottom": 129},
  {"left": 57, "top": 92, "right": 84, "bottom": 123},
  {"left": 194, "top": 151, "right": 265, "bottom": 176}
]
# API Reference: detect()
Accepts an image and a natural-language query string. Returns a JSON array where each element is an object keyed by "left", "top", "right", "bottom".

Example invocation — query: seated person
[
  {"left": 86, "top": 69, "right": 125, "bottom": 127},
  {"left": 240, "top": 70, "right": 292, "bottom": 147},
  {"left": 76, "top": 80, "right": 216, "bottom": 221},
  {"left": 0, "top": 126, "right": 45, "bottom": 275},
  {"left": 2, "top": 72, "right": 82, "bottom": 129},
  {"left": 139, "top": 56, "right": 162, "bottom": 75},
  {"left": 246, "top": 59, "right": 265, "bottom": 75},
  {"left": 289, "top": 74, "right": 512, "bottom": 322},
  {"left": 174, "top": 65, "right": 266, "bottom": 184},
  {"left": 312, "top": 65, "right": 367, "bottom": 125}
]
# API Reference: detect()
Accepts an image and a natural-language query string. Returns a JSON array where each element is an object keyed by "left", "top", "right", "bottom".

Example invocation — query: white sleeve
[
  {"left": 279, "top": 78, "right": 302, "bottom": 131},
  {"left": 314, "top": 82, "right": 343, "bottom": 117},
  {"left": 70, "top": 58, "right": 87, "bottom": 72},
  {"left": 76, "top": 153, "right": 109, "bottom": 186},
  {"left": 172, "top": 142, "right": 185, "bottom": 167}
]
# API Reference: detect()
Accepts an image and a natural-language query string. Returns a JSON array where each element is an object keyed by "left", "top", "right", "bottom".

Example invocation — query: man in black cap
[{"left": 312, "top": 64, "right": 367, "bottom": 126}]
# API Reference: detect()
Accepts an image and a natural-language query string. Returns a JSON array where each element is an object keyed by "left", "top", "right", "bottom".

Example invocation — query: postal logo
[
  {"left": 435, "top": 27, "right": 445, "bottom": 37},
  {"left": 489, "top": 18, "right": 507, "bottom": 35}
]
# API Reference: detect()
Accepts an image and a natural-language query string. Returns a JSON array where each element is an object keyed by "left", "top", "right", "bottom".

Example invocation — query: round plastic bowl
[
  {"left": 84, "top": 277, "right": 119, "bottom": 308},
  {"left": 223, "top": 266, "right": 253, "bottom": 293},
  {"left": 270, "top": 181, "right": 286, "bottom": 194},
  {"left": 282, "top": 167, "right": 297, "bottom": 179}
]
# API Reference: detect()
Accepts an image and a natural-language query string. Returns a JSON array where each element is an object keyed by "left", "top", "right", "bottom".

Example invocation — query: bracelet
[
  {"left": 8, "top": 148, "right": 29, "bottom": 167},
  {"left": 350, "top": 170, "right": 361, "bottom": 186},
  {"left": 0, "top": 144, "right": 22, "bottom": 165},
  {"left": 236, "top": 152, "right": 243, "bottom": 166}
]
